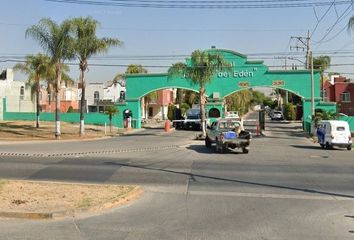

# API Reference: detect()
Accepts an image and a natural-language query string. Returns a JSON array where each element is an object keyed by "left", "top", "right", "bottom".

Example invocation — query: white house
[{"left": 0, "top": 69, "right": 34, "bottom": 120}]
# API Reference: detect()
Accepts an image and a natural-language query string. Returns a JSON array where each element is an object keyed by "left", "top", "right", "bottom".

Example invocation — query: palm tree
[
  {"left": 46, "top": 63, "right": 74, "bottom": 112},
  {"left": 13, "top": 54, "right": 51, "bottom": 128},
  {"left": 312, "top": 55, "right": 331, "bottom": 101},
  {"left": 168, "top": 50, "right": 230, "bottom": 136},
  {"left": 26, "top": 18, "right": 75, "bottom": 139},
  {"left": 70, "top": 17, "right": 122, "bottom": 136},
  {"left": 105, "top": 106, "right": 119, "bottom": 133}
]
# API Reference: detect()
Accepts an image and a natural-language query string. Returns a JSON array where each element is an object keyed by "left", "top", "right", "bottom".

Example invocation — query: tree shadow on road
[{"left": 103, "top": 160, "right": 354, "bottom": 199}]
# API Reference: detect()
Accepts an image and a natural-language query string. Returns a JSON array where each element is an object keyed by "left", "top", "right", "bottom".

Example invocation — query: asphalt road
[{"left": 0, "top": 118, "right": 353, "bottom": 240}]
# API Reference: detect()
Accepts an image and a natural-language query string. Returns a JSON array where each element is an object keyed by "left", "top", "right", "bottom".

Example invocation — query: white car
[
  {"left": 271, "top": 111, "right": 284, "bottom": 120},
  {"left": 317, "top": 120, "right": 352, "bottom": 150}
]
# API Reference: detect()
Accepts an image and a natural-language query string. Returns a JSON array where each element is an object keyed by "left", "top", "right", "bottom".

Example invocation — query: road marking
[{"left": 189, "top": 190, "right": 354, "bottom": 201}]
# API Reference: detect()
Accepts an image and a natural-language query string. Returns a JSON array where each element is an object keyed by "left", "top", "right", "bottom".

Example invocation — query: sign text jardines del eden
[{"left": 217, "top": 68, "right": 257, "bottom": 78}]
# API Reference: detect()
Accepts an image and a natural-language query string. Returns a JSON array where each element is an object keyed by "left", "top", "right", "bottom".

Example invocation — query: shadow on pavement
[
  {"left": 103, "top": 161, "right": 354, "bottom": 199},
  {"left": 186, "top": 144, "right": 244, "bottom": 154}
]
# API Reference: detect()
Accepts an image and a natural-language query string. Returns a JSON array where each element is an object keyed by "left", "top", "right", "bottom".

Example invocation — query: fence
[{"left": 2, "top": 98, "right": 123, "bottom": 127}]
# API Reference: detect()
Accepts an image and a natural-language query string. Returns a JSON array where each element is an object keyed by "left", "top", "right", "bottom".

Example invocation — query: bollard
[
  {"left": 164, "top": 120, "right": 171, "bottom": 132},
  {"left": 256, "top": 123, "right": 260, "bottom": 136}
]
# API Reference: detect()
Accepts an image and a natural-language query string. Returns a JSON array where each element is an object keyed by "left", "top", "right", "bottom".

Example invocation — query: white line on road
[{"left": 189, "top": 190, "right": 354, "bottom": 201}]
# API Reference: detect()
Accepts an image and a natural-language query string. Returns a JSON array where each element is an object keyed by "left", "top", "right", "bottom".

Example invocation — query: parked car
[
  {"left": 271, "top": 111, "right": 284, "bottom": 120},
  {"left": 183, "top": 108, "right": 202, "bottom": 130},
  {"left": 317, "top": 120, "right": 352, "bottom": 150},
  {"left": 205, "top": 118, "right": 251, "bottom": 153}
]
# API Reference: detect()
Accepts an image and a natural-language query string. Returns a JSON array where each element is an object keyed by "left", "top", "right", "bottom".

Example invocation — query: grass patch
[
  {"left": 77, "top": 197, "right": 94, "bottom": 210},
  {"left": 0, "top": 180, "right": 9, "bottom": 192}
]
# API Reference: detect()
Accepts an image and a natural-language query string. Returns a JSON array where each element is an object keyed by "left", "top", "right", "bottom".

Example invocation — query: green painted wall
[
  {"left": 3, "top": 98, "right": 122, "bottom": 127},
  {"left": 339, "top": 116, "right": 354, "bottom": 132}
]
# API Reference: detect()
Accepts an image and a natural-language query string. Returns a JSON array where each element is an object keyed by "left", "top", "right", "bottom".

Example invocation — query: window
[
  {"left": 320, "top": 90, "right": 328, "bottom": 102},
  {"left": 20, "top": 86, "right": 24, "bottom": 100},
  {"left": 119, "top": 91, "right": 125, "bottom": 101},
  {"left": 336, "top": 126, "right": 345, "bottom": 131},
  {"left": 340, "top": 92, "right": 351, "bottom": 102},
  {"left": 94, "top": 91, "right": 100, "bottom": 103}
]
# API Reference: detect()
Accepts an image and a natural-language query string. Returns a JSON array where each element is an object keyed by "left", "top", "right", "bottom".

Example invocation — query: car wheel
[
  {"left": 325, "top": 142, "right": 331, "bottom": 149},
  {"left": 347, "top": 145, "right": 352, "bottom": 151},
  {"left": 205, "top": 137, "right": 212, "bottom": 148}
]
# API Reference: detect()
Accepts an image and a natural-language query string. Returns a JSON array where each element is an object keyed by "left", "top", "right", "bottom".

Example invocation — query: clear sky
[{"left": 1, "top": 0, "right": 354, "bottom": 83}]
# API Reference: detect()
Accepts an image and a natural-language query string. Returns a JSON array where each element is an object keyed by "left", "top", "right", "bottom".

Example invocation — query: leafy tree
[
  {"left": 313, "top": 109, "right": 337, "bottom": 127},
  {"left": 225, "top": 89, "right": 253, "bottom": 115},
  {"left": 67, "top": 106, "right": 75, "bottom": 113},
  {"left": 125, "top": 64, "right": 148, "bottom": 74},
  {"left": 105, "top": 106, "right": 119, "bottom": 132},
  {"left": 167, "top": 104, "right": 175, "bottom": 121},
  {"left": 13, "top": 54, "right": 51, "bottom": 128},
  {"left": 26, "top": 18, "right": 75, "bottom": 139},
  {"left": 283, "top": 103, "right": 296, "bottom": 121},
  {"left": 70, "top": 16, "right": 122, "bottom": 136},
  {"left": 180, "top": 102, "right": 190, "bottom": 116},
  {"left": 168, "top": 50, "right": 230, "bottom": 136}
]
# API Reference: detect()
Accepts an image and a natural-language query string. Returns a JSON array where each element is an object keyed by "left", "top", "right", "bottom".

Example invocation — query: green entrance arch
[{"left": 116, "top": 49, "right": 332, "bottom": 131}]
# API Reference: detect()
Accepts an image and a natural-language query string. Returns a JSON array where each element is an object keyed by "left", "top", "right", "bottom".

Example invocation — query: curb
[
  {"left": 0, "top": 211, "right": 53, "bottom": 220},
  {"left": 0, "top": 186, "right": 143, "bottom": 220}
]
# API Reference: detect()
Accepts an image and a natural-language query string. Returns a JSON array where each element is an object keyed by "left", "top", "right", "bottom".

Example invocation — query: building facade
[
  {"left": 0, "top": 69, "right": 35, "bottom": 119},
  {"left": 323, "top": 76, "right": 354, "bottom": 116}
]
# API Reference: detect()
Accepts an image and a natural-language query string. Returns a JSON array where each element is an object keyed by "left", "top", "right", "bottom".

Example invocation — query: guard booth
[{"left": 116, "top": 48, "right": 336, "bottom": 132}]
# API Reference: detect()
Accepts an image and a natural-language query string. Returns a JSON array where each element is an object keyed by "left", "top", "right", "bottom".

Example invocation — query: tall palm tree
[
  {"left": 168, "top": 50, "right": 230, "bottom": 136},
  {"left": 46, "top": 63, "right": 74, "bottom": 112},
  {"left": 26, "top": 18, "right": 75, "bottom": 139},
  {"left": 70, "top": 17, "right": 122, "bottom": 136},
  {"left": 312, "top": 55, "right": 331, "bottom": 101},
  {"left": 13, "top": 54, "right": 51, "bottom": 128}
]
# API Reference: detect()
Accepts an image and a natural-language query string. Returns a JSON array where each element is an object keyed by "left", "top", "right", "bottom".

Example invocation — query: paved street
[{"left": 0, "top": 119, "right": 353, "bottom": 239}]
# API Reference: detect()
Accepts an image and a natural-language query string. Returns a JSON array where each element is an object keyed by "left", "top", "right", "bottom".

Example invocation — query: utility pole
[
  {"left": 310, "top": 51, "right": 315, "bottom": 116},
  {"left": 290, "top": 31, "right": 310, "bottom": 69},
  {"left": 290, "top": 30, "right": 315, "bottom": 117},
  {"left": 274, "top": 56, "right": 288, "bottom": 70}
]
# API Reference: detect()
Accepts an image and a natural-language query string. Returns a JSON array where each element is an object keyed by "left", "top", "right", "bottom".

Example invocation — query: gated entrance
[{"left": 116, "top": 49, "right": 336, "bottom": 131}]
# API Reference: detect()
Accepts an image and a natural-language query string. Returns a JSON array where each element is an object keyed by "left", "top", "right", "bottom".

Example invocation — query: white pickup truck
[{"left": 205, "top": 118, "right": 252, "bottom": 153}]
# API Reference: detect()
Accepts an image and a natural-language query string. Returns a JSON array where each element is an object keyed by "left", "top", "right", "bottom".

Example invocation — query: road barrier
[{"left": 243, "top": 119, "right": 261, "bottom": 136}]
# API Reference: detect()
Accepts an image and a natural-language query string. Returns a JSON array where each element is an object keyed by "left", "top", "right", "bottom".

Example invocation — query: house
[
  {"left": 323, "top": 76, "right": 354, "bottom": 115},
  {"left": 141, "top": 89, "right": 174, "bottom": 120},
  {"left": 0, "top": 68, "right": 35, "bottom": 119},
  {"left": 40, "top": 83, "right": 79, "bottom": 113},
  {"left": 84, "top": 79, "right": 126, "bottom": 113}
]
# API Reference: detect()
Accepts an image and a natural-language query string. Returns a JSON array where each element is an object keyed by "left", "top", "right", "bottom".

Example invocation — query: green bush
[
  {"left": 167, "top": 104, "right": 175, "bottom": 121},
  {"left": 67, "top": 106, "right": 74, "bottom": 113},
  {"left": 283, "top": 103, "right": 296, "bottom": 120},
  {"left": 180, "top": 102, "right": 190, "bottom": 116}
]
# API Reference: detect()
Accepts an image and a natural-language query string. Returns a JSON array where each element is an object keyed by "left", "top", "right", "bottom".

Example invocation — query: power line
[
  {"left": 310, "top": 0, "right": 336, "bottom": 38},
  {"left": 313, "top": 2, "right": 353, "bottom": 44},
  {"left": 44, "top": 0, "right": 354, "bottom": 9}
]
